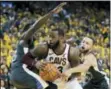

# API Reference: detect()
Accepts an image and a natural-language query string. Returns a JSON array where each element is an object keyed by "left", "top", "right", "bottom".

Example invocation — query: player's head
[
  {"left": 79, "top": 37, "right": 94, "bottom": 53},
  {"left": 48, "top": 28, "right": 65, "bottom": 49}
]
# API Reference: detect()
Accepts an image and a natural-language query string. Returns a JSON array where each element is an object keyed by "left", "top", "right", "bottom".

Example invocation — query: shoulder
[
  {"left": 30, "top": 42, "right": 48, "bottom": 58},
  {"left": 32, "top": 42, "right": 48, "bottom": 52},
  {"left": 36, "top": 42, "right": 48, "bottom": 52},
  {"left": 68, "top": 46, "right": 81, "bottom": 67},
  {"left": 85, "top": 53, "right": 96, "bottom": 61},
  {"left": 69, "top": 46, "right": 80, "bottom": 58},
  {"left": 84, "top": 53, "right": 97, "bottom": 66}
]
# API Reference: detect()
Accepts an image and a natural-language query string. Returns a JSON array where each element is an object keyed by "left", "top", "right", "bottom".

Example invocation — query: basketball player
[
  {"left": 64, "top": 37, "right": 109, "bottom": 89},
  {"left": 22, "top": 28, "right": 83, "bottom": 89},
  {"left": 9, "top": 3, "right": 66, "bottom": 89}
]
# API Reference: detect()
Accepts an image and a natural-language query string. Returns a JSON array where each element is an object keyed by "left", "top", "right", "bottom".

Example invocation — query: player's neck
[
  {"left": 83, "top": 49, "right": 92, "bottom": 56},
  {"left": 53, "top": 43, "right": 66, "bottom": 55}
]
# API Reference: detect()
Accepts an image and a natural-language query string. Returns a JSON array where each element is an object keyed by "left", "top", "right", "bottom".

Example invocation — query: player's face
[
  {"left": 80, "top": 37, "right": 93, "bottom": 52},
  {"left": 48, "top": 31, "right": 59, "bottom": 48}
]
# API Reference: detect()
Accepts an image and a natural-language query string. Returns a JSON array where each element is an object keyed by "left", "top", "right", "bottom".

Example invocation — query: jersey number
[{"left": 58, "top": 66, "right": 63, "bottom": 73}]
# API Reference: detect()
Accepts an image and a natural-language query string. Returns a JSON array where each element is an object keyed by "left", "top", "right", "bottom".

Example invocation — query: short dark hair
[
  {"left": 52, "top": 28, "right": 65, "bottom": 37},
  {"left": 87, "top": 36, "right": 95, "bottom": 45}
]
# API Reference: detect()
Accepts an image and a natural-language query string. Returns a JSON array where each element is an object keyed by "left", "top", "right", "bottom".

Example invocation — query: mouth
[
  {"left": 81, "top": 46, "right": 85, "bottom": 49},
  {"left": 80, "top": 46, "right": 85, "bottom": 51}
]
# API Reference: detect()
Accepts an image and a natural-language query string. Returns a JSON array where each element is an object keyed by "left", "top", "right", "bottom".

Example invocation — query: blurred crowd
[{"left": 0, "top": 1, "right": 110, "bottom": 89}]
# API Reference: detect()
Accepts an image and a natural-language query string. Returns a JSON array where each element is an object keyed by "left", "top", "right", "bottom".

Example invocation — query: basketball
[{"left": 39, "top": 63, "right": 61, "bottom": 82}]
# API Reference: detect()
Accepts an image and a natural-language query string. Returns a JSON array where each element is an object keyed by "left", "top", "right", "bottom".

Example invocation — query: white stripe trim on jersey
[
  {"left": 104, "top": 76, "right": 109, "bottom": 85},
  {"left": 22, "top": 64, "right": 48, "bottom": 89},
  {"left": 100, "top": 71, "right": 109, "bottom": 85},
  {"left": 23, "top": 47, "right": 29, "bottom": 54}
]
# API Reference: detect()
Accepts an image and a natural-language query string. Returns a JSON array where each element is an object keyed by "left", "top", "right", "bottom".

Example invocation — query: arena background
[{"left": 0, "top": 1, "right": 110, "bottom": 89}]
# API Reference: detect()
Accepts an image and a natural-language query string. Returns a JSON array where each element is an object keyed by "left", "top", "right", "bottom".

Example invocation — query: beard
[
  {"left": 48, "top": 41, "right": 59, "bottom": 50},
  {"left": 80, "top": 46, "right": 89, "bottom": 54},
  {"left": 82, "top": 50, "right": 90, "bottom": 54}
]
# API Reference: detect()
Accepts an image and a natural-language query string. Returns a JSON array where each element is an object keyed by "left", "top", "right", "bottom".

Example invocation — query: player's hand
[
  {"left": 64, "top": 70, "right": 72, "bottom": 77},
  {"left": 61, "top": 70, "right": 72, "bottom": 81},
  {"left": 60, "top": 73, "right": 69, "bottom": 81},
  {"left": 35, "top": 61, "right": 47, "bottom": 70},
  {"left": 51, "top": 2, "right": 67, "bottom": 14}
]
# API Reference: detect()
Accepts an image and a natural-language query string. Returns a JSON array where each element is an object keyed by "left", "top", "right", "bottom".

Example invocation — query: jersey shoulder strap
[{"left": 64, "top": 44, "right": 70, "bottom": 55}]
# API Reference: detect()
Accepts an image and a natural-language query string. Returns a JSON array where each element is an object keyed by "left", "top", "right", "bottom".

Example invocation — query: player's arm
[
  {"left": 59, "top": 47, "right": 81, "bottom": 81},
  {"left": 68, "top": 47, "right": 81, "bottom": 68},
  {"left": 22, "top": 43, "right": 48, "bottom": 69},
  {"left": 65, "top": 54, "right": 96, "bottom": 77},
  {"left": 20, "top": 2, "right": 66, "bottom": 43}
]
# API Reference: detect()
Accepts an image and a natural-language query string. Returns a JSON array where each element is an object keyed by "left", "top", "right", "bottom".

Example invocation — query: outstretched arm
[
  {"left": 64, "top": 53, "right": 96, "bottom": 77},
  {"left": 21, "top": 2, "right": 67, "bottom": 42},
  {"left": 61, "top": 47, "right": 81, "bottom": 80}
]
